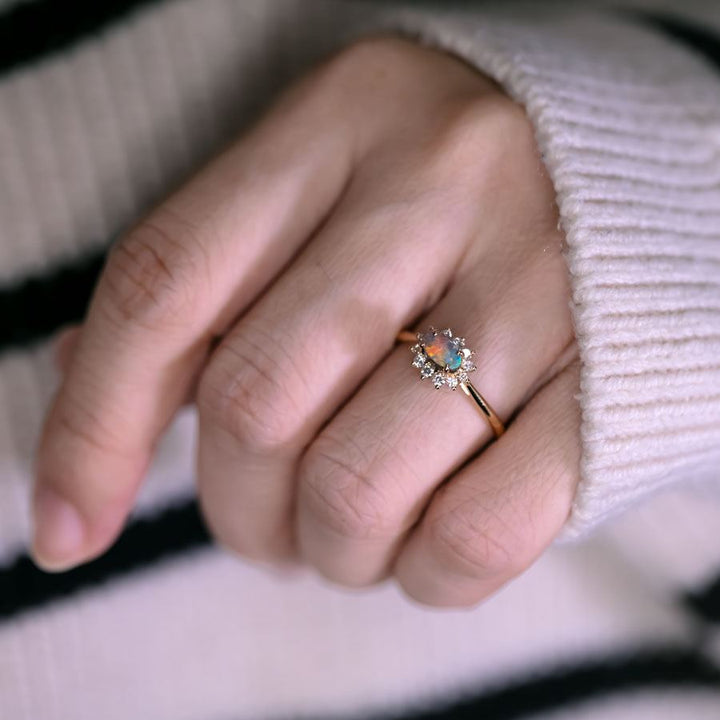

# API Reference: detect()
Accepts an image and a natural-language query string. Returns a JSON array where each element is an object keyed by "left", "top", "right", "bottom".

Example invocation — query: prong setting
[{"left": 408, "top": 326, "right": 477, "bottom": 390}]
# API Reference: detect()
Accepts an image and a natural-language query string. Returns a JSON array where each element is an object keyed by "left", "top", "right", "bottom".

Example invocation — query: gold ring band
[{"left": 397, "top": 327, "right": 505, "bottom": 439}]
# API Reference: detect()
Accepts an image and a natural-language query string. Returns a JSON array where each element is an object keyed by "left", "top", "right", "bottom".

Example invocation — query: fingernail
[{"left": 31, "top": 487, "right": 85, "bottom": 572}]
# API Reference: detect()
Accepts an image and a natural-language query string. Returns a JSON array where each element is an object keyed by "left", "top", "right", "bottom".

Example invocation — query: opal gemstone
[{"left": 422, "top": 333, "right": 463, "bottom": 371}]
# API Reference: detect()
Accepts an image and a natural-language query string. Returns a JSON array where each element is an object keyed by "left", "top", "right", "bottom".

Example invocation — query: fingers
[
  {"left": 32, "top": 36, "right": 498, "bottom": 572},
  {"left": 295, "top": 243, "right": 575, "bottom": 586},
  {"left": 194, "top": 61, "right": 554, "bottom": 568},
  {"left": 393, "top": 358, "right": 581, "bottom": 608},
  {"left": 31, "top": 74, "right": 355, "bottom": 571},
  {"left": 195, "top": 149, "right": 489, "bottom": 563}
]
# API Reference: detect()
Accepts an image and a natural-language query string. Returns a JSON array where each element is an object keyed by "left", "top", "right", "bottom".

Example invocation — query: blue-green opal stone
[{"left": 422, "top": 333, "right": 462, "bottom": 371}]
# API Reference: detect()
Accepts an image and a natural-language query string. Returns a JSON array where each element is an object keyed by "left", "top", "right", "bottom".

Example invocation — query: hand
[{"left": 33, "top": 36, "right": 581, "bottom": 608}]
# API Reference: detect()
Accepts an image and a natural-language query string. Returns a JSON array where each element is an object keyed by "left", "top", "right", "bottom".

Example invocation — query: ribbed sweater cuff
[{"left": 381, "top": 5, "right": 720, "bottom": 538}]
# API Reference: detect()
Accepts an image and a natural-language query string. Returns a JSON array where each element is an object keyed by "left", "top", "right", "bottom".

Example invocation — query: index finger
[{"left": 31, "top": 76, "right": 354, "bottom": 571}]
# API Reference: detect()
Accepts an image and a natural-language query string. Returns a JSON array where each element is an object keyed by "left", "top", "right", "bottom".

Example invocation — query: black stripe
[
  {"left": 378, "top": 650, "right": 720, "bottom": 720},
  {"left": 1, "top": 502, "right": 718, "bottom": 720},
  {"left": 0, "top": 0, "right": 161, "bottom": 75},
  {"left": 634, "top": 11, "right": 720, "bottom": 74},
  {"left": 0, "top": 497, "right": 210, "bottom": 621},
  {"left": 2, "top": 512, "right": 719, "bottom": 720},
  {"left": 0, "top": 248, "right": 105, "bottom": 353},
  {"left": 686, "top": 574, "right": 720, "bottom": 624}
]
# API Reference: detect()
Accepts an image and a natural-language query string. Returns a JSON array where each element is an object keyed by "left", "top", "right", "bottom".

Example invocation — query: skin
[{"left": 32, "top": 37, "right": 582, "bottom": 608}]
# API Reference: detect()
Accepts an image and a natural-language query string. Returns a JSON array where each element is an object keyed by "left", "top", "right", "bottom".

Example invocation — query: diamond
[
  {"left": 412, "top": 354, "right": 426, "bottom": 368},
  {"left": 442, "top": 328, "right": 452, "bottom": 337},
  {"left": 446, "top": 375, "right": 458, "bottom": 390},
  {"left": 462, "top": 360, "right": 477, "bottom": 372},
  {"left": 410, "top": 344, "right": 422, "bottom": 354},
  {"left": 420, "top": 363, "right": 435, "bottom": 379},
  {"left": 433, "top": 374, "right": 445, "bottom": 389},
  {"left": 457, "top": 371, "right": 469, "bottom": 384}
]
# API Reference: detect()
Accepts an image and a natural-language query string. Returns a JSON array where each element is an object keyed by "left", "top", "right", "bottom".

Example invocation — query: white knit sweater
[
  {"left": 1, "top": 1, "right": 719, "bottom": 719},
  {"left": 391, "top": 3, "right": 720, "bottom": 540}
]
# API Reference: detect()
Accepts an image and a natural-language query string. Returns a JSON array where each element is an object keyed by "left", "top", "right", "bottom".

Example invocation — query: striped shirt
[{"left": 1, "top": 1, "right": 719, "bottom": 718}]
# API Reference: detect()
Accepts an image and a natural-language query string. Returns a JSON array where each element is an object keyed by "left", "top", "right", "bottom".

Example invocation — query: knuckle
[
  {"left": 101, "top": 210, "right": 206, "bottom": 331},
  {"left": 324, "top": 35, "right": 412, "bottom": 80},
  {"left": 53, "top": 401, "right": 119, "bottom": 457},
  {"left": 428, "top": 497, "right": 530, "bottom": 579},
  {"left": 198, "top": 330, "right": 306, "bottom": 451},
  {"left": 299, "top": 438, "right": 392, "bottom": 540},
  {"left": 39, "top": 394, "right": 134, "bottom": 507},
  {"left": 426, "top": 94, "right": 532, "bottom": 179},
  {"left": 49, "top": 384, "right": 131, "bottom": 461},
  {"left": 311, "top": 36, "right": 427, "bottom": 114}
]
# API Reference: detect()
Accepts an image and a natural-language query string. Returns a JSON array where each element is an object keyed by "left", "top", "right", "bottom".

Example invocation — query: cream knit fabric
[{"left": 383, "top": 2, "right": 720, "bottom": 538}]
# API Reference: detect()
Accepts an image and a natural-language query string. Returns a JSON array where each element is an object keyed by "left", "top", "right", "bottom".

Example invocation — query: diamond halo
[{"left": 409, "top": 326, "right": 477, "bottom": 391}]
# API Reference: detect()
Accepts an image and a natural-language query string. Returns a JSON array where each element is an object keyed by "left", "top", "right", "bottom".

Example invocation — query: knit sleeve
[{"left": 376, "top": 3, "right": 720, "bottom": 539}]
